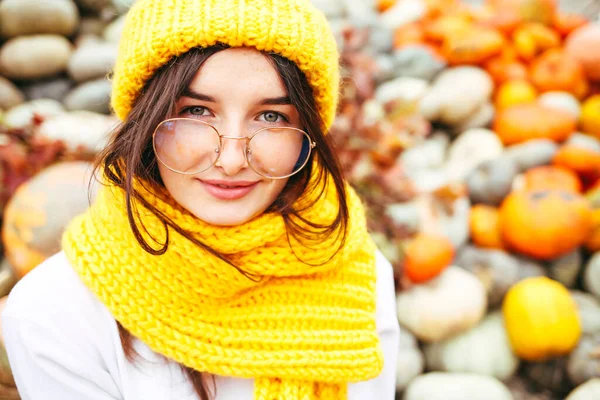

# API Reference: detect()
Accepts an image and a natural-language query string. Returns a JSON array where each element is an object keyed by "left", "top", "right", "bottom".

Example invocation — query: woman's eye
[
  {"left": 261, "top": 111, "right": 287, "bottom": 123},
  {"left": 182, "top": 106, "right": 209, "bottom": 116}
]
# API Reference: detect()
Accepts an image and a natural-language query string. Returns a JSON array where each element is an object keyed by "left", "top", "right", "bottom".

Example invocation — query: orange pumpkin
[
  {"left": 424, "top": 14, "right": 473, "bottom": 43},
  {"left": 553, "top": 12, "right": 588, "bottom": 37},
  {"left": 523, "top": 165, "right": 582, "bottom": 193},
  {"left": 493, "top": 104, "right": 577, "bottom": 145},
  {"left": 552, "top": 145, "right": 600, "bottom": 181},
  {"left": 484, "top": 56, "right": 529, "bottom": 85},
  {"left": 475, "top": 7, "right": 522, "bottom": 35},
  {"left": 403, "top": 233, "right": 455, "bottom": 283},
  {"left": 513, "top": 22, "right": 561, "bottom": 61},
  {"left": 565, "top": 24, "right": 600, "bottom": 81},
  {"left": 393, "top": 22, "right": 425, "bottom": 49},
  {"left": 499, "top": 190, "right": 593, "bottom": 260},
  {"left": 487, "top": 0, "right": 557, "bottom": 25},
  {"left": 585, "top": 208, "right": 600, "bottom": 252},
  {"left": 469, "top": 204, "right": 505, "bottom": 249},
  {"left": 495, "top": 80, "right": 537, "bottom": 109},
  {"left": 443, "top": 27, "right": 505, "bottom": 65},
  {"left": 377, "top": 0, "right": 396, "bottom": 12},
  {"left": 580, "top": 95, "right": 600, "bottom": 139},
  {"left": 530, "top": 49, "right": 589, "bottom": 99}
]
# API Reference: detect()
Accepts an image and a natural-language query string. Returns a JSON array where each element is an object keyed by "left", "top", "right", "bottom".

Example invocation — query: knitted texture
[
  {"left": 111, "top": 0, "right": 340, "bottom": 130},
  {"left": 62, "top": 173, "right": 383, "bottom": 399}
]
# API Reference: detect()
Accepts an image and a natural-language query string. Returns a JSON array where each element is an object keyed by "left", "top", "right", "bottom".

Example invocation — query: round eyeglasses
[{"left": 152, "top": 118, "right": 316, "bottom": 179}]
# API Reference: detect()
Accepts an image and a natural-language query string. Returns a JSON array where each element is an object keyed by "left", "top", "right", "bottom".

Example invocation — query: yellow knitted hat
[{"left": 111, "top": 0, "right": 341, "bottom": 130}]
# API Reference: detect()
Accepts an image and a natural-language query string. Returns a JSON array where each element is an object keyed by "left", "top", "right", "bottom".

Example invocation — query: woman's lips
[{"left": 199, "top": 180, "right": 259, "bottom": 200}]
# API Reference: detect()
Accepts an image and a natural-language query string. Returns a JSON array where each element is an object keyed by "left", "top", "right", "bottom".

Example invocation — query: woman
[{"left": 1, "top": 0, "right": 400, "bottom": 399}]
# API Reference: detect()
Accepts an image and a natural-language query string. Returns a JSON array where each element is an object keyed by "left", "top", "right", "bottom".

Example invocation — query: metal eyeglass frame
[{"left": 152, "top": 117, "right": 317, "bottom": 180}]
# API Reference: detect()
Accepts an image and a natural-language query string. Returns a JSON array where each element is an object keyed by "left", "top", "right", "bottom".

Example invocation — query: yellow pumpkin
[
  {"left": 580, "top": 95, "right": 600, "bottom": 139},
  {"left": 469, "top": 204, "right": 505, "bottom": 249},
  {"left": 495, "top": 80, "right": 537, "bottom": 109},
  {"left": 502, "top": 276, "right": 581, "bottom": 361}
]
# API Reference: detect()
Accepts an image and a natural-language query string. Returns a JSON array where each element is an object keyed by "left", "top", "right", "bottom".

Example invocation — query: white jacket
[{"left": 2, "top": 250, "right": 400, "bottom": 400}]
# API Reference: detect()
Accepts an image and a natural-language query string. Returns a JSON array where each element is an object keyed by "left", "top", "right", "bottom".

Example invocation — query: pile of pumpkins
[{"left": 373, "top": 0, "right": 600, "bottom": 399}]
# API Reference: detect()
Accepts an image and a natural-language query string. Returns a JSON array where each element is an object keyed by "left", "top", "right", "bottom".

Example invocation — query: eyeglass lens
[{"left": 153, "top": 119, "right": 312, "bottom": 178}]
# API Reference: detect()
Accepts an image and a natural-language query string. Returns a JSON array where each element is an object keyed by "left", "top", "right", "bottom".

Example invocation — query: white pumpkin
[
  {"left": 396, "top": 328, "right": 424, "bottom": 392},
  {"left": 397, "top": 266, "right": 487, "bottom": 343},
  {"left": 403, "top": 372, "right": 513, "bottom": 400},
  {"left": 566, "top": 379, "right": 600, "bottom": 400},
  {"left": 445, "top": 128, "right": 504, "bottom": 182},
  {"left": 503, "top": 139, "right": 559, "bottom": 173},
  {"left": 584, "top": 252, "right": 600, "bottom": 299},
  {"left": 571, "top": 291, "right": 600, "bottom": 335},
  {"left": 419, "top": 67, "right": 494, "bottom": 126},
  {"left": 453, "top": 102, "right": 495, "bottom": 133},
  {"left": 550, "top": 250, "right": 582, "bottom": 288},
  {"left": 538, "top": 92, "right": 581, "bottom": 120},
  {"left": 414, "top": 194, "right": 470, "bottom": 249},
  {"left": 424, "top": 311, "right": 519, "bottom": 380}
]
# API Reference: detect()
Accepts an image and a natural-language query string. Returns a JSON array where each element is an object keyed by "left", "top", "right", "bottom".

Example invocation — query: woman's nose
[{"left": 214, "top": 135, "right": 249, "bottom": 175}]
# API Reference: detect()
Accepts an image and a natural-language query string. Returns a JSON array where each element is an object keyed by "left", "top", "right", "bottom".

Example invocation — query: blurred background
[{"left": 1, "top": 0, "right": 600, "bottom": 399}]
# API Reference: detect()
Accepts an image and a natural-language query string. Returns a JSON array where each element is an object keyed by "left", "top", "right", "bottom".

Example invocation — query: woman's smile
[{"left": 197, "top": 178, "right": 260, "bottom": 200}]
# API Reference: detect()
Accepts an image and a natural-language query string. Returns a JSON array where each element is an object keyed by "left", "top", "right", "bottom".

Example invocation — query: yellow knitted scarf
[{"left": 61, "top": 172, "right": 383, "bottom": 399}]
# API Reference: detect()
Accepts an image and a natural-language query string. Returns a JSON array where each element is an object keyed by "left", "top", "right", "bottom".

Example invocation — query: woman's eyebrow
[
  {"left": 182, "top": 88, "right": 216, "bottom": 102},
  {"left": 259, "top": 96, "right": 291, "bottom": 105},
  {"left": 182, "top": 88, "right": 290, "bottom": 105}
]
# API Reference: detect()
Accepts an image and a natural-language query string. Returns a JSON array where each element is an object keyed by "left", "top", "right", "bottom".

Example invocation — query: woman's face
[{"left": 157, "top": 47, "right": 302, "bottom": 226}]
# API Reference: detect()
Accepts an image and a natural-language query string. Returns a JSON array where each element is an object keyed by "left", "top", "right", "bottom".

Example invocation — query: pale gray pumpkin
[
  {"left": 466, "top": 157, "right": 518, "bottom": 206},
  {"left": 424, "top": 311, "right": 519, "bottom": 380},
  {"left": 584, "top": 252, "right": 600, "bottom": 299},
  {"left": 396, "top": 267, "right": 487, "bottom": 343},
  {"left": 567, "top": 332, "right": 600, "bottom": 386},
  {"left": 549, "top": 250, "right": 582, "bottom": 288},
  {"left": 566, "top": 379, "right": 600, "bottom": 400},
  {"left": 403, "top": 372, "right": 513, "bottom": 400},
  {"left": 396, "top": 328, "right": 424, "bottom": 392},
  {"left": 570, "top": 291, "right": 600, "bottom": 335},
  {"left": 455, "top": 246, "right": 545, "bottom": 307},
  {"left": 503, "top": 139, "right": 559, "bottom": 173}
]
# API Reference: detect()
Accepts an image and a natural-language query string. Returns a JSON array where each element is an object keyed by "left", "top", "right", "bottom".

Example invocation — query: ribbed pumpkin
[
  {"left": 530, "top": 49, "right": 589, "bottom": 99},
  {"left": 502, "top": 276, "right": 581, "bottom": 361},
  {"left": 523, "top": 165, "right": 582, "bottom": 193},
  {"left": 493, "top": 104, "right": 577, "bottom": 145},
  {"left": 403, "top": 233, "right": 455, "bottom": 283},
  {"left": 499, "top": 190, "right": 593, "bottom": 260}
]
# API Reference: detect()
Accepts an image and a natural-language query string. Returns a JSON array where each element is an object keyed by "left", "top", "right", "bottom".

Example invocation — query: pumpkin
[
  {"left": 404, "top": 372, "right": 513, "bottom": 400},
  {"left": 493, "top": 104, "right": 577, "bottom": 145},
  {"left": 584, "top": 252, "right": 600, "bottom": 299},
  {"left": 499, "top": 190, "right": 593, "bottom": 260},
  {"left": 396, "top": 329, "right": 424, "bottom": 392},
  {"left": 423, "top": 14, "right": 473, "bottom": 43},
  {"left": 487, "top": 0, "right": 557, "bottom": 25},
  {"left": 453, "top": 102, "right": 495, "bottom": 132},
  {"left": 585, "top": 209, "right": 600, "bottom": 252},
  {"left": 503, "top": 138, "right": 559, "bottom": 171},
  {"left": 549, "top": 250, "right": 582, "bottom": 288},
  {"left": 446, "top": 128, "right": 504, "bottom": 182},
  {"left": 469, "top": 205, "right": 504, "bottom": 249},
  {"left": 538, "top": 91, "right": 582, "bottom": 119},
  {"left": 571, "top": 291, "right": 600, "bottom": 335},
  {"left": 455, "top": 245, "right": 545, "bottom": 307},
  {"left": 393, "top": 22, "right": 425, "bottom": 49},
  {"left": 484, "top": 54, "right": 529, "bottom": 85},
  {"left": 512, "top": 22, "right": 561, "bottom": 61},
  {"left": 415, "top": 194, "right": 471, "bottom": 249},
  {"left": 495, "top": 80, "right": 537, "bottom": 109},
  {"left": 396, "top": 266, "right": 487, "bottom": 342},
  {"left": 377, "top": 0, "right": 396, "bottom": 12},
  {"left": 523, "top": 165, "right": 582, "bottom": 193},
  {"left": 2, "top": 161, "right": 98, "bottom": 278},
  {"left": 552, "top": 145, "right": 600, "bottom": 182},
  {"left": 565, "top": 24, "right": 600, "bottom": 81},
  {"left": 566, "top": 379, "right": 600, "bottom": 400},
  {"left": 442, "top": 27, "right": 505, "bottom": 65},
  {"left": 530, "top": 49, "right": 589, "bottom": 99},
  {"left": 553, "top": 12, "right": 589, "bottom": 37},
  {"left": 580, "top": 95, "right": 600, "bottom": 138},
  {"left": 424, "top": 311, "right": 519, "bottom": 380},
  {"left": 466, "top": 156, "right": 517, "bottom": 206},
  {"left": 503, "top": 276, "right": 581, "bottom": 361},
  {"left": 475, "top": 7, "right": 522, "bottom": 35},
  {"left": 567, "top": 333, "right": 600, "bottom": 386},
  {"left": 403, "top": 233, "right": 455, "bottom": 283}
]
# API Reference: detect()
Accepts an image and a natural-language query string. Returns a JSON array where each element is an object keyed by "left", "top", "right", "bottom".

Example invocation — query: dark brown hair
[{"left": 97, "top": 45, "right": 349, "bottom": 399}]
